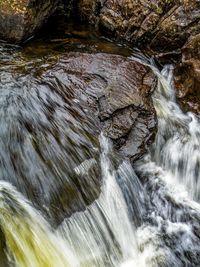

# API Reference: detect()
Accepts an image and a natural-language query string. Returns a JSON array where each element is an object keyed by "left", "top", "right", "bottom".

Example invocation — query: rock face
[
  {"left": 174, "top": 34, "right": 200, "bottom": 113},
  {"left": 46, "top": 53, "right": 157, "bottom": 161},
  {"left": 1, "top": 0, "right": 200, "bottom": 51},
  {"left": 0, "top": 0, "right": 59, "bottom": 42},
  {"left": 78, "top": 0, "right": 200, "bottom": 52}
]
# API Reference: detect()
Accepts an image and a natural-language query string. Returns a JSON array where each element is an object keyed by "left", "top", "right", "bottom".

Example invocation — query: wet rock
[
  {"left": 174, "top": 33, "right": 200, "bottom": 113},
  {"left": 45, "top": 53, "right": 157, "bottom": 162},
  {"left": 0, "top": 0, "right": 59, "bottom": 42},
  {"left": 78, "top": 0, "right": 200, "bottom": 52}
]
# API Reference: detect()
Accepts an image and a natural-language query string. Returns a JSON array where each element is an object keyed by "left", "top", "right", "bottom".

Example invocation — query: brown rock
[
  {"left": 78, "top": 0, "right": 200, "bottom": 52},
  {"left": 0, "top": 0, "right": 59, "bottom": 42},
  {"left": 174, "top": 33, "right": 200, "bottom": 113},
  {"left": 149, "top": 2, "right": 200, "bottom": 52},
  {"left": 47, "top": 53, "right": 157, "bottom": 161}
]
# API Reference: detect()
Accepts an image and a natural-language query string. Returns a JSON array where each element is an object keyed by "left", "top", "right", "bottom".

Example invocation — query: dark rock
[
  {"left": 77, "top": 0, "right": 200, "bottom": 52},
  {"left": 174, "top": 33, "right": 200, "bottom": 113},
  {"left": 0, "top": 0, "right": 59, "bottom": 42},
  {"left": 46, "top": 53, "right": 157, "bottom": 161},
  {"left": 2, "top": 0, "right": 200, "bottom": 52}
]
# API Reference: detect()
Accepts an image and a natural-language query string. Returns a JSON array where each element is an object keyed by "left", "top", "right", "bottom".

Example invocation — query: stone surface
[
  {"left": 0, "top": 0, "right": 59, "bottom": 42},
  {"left": 1, "top": 0, "right": 200, "bottom": 51},
  {"left": 78, "top": 0, "right": 200, "bottom": 52},
  {"left": 174, "top": 33, "right": 200, "bottom": 113},
  {"left": 47, "top": 52, "right": 157, "bottom": 161}
]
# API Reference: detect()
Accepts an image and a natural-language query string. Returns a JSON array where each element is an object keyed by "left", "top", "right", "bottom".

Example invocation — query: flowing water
[{"left": 1, "top": 21, "right": 200, "bottom": 267}]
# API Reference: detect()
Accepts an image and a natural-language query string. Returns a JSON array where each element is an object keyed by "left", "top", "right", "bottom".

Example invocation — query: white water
[
  {"left": 135, "top": 60, "right": 200, "bottom": 205},
  {"left": 133, "top": 59, "right": 200, "bottom": 266},
  {"left": 149, "top": 64, "right": 200, "bottom": 201},
  {"left": 0, "top": 135, "right": 153, "bottom": 267},
  {"left": 59, "top": 134, "right": 154, "bottom": 267}
]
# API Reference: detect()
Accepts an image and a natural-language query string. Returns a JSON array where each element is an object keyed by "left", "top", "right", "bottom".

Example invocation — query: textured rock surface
[
  {"left": 174, "top": 34, "right": 200, "bottom": 113},
  {"left": 1, "top": 0, "right": 200, "bottom": 51},
  {"left": 0, "top": 0, "right": 59, "bottom": 42},
  {"left": 46, "top": 53, "right": 157, "bottom": 161},
  {"left": 78, "top": 0, "right": 200, "bottom": 52}
]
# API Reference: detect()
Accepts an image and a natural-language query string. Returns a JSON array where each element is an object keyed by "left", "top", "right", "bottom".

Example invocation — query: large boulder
[
  {"left": 44, "top": 53, "right": 157, "bottom": 161},
  {"left": 78, "top": 0, "right": 200, "bottom": 52},
  {"left": 174, "top": 33, "right": 200, "bottom": 113},
  {"left": 0, "top": 0, "right": 59, "bottom": 42}
]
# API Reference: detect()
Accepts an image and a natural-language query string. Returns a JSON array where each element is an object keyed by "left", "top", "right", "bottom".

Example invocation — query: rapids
[{"left": 1, "top": 22, "right": 200, "bottom": 267}]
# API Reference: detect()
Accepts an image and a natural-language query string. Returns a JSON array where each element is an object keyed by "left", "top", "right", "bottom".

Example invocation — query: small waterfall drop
[
  {"left": 147, "top": 63, "right": 200, "bottom": 201},
  {"left": 134, "top": 58, "right": 200, "bottom": 204},
  {"left": 0, "top": 135, "right": 148, "bottom": 267},
  {"left": 59, "top": 134, "right": 146, "bottom": 267},
  {"left": 133, "top": 57, "right": 200, "bottom": 266}
]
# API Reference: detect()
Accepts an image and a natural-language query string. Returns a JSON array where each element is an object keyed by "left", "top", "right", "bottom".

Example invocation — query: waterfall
[
  {"left": 59, "top": 134, "right": 145, "bottom": 267},
  {"left": 133, "top": 58, "right": 200, "bottom": 266},
  {"left": 0, "top": 135, "right": 149, "bottom": 267},
  {"left": 1, "top": 48, "right": 200, "bottom": 267}
]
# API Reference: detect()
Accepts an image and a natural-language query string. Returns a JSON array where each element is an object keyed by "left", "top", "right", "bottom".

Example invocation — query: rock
[
  {"left": 44, "top": 53, "right": 157, "bottom": 162},
  {"left": 2, "top": 0, "right": 200, "bottom": 52},
  {"left": 174, "top": 33, "right": 200, "bottom": 113},
  {"left": 78, "top": 0, "right": 200, "bottom": 52},
  {"left": 0, "top": 0, "right": 59, "bottom": 42},
  {"left": 0, "top": 229, "right": 8, "bottom": 267}
]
